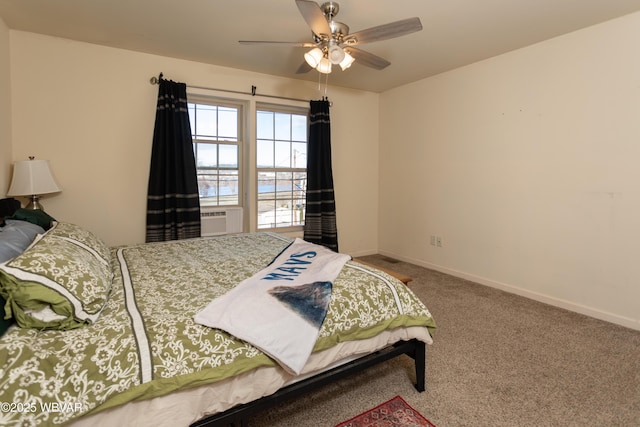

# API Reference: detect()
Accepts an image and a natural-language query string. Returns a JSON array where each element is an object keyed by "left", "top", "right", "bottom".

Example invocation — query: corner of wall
[{"left": 0, "top": 17, "right": 13, "bottom": 196}]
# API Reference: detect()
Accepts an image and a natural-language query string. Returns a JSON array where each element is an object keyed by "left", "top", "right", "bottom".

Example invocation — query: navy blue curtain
[
  {"left": 146, "top": 77, "right": 201, "bottom": 242},
  {"left": 304, "top": 98, "right": 339, "bottom": 251}
]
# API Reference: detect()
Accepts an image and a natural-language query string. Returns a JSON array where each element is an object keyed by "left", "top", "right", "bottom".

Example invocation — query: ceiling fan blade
[
  {"left": 344, "top": 17, "right": 422, "bottom": 45},
  {"left": 239, "top": 40, "right": 317, "bottom": 48},
  {"left": 296, "top": 62, "right": 313, "bottom": 74},
  {"left": 296, "top": 0, "right": 332, "bottom": 38},
  {"left": 343, "top": 47, "right": 391, "bottom": 70}
]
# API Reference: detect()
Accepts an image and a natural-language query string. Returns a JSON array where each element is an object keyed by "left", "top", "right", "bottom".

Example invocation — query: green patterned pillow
[
  {"left": 0, "top": 231, "right": 113, "bottom": 330},
  {"left": 47, "top": 221, "right": 111, "bottom": 265}
]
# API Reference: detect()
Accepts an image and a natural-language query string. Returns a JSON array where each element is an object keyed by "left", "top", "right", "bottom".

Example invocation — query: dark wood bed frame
[{"left": 190, "top": 338, "right": 426, "bottom": 427}]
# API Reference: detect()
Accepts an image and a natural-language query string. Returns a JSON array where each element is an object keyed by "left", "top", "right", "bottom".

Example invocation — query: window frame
[
  {"left": 255, "top": 102, "right": 309, "bottom": 233},
  {"left": 186, "top": 91, "right": 309, "bottom": 234},
  {"left": 188, "top": 96, "right": 244, "bottom": 209}
]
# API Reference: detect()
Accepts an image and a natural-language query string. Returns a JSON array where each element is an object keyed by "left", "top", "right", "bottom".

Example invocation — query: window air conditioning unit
[{"left": 200, "top": 207, "right": 243, "bottom": 237}]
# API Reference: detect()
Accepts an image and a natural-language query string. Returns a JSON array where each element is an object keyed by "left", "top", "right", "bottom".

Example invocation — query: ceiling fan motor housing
[
  {"left": 329, "top": 21, "right": 349, "bottom": 40},
  {"left": 321, "top": 2, "right": 340, "bottom": 19}
]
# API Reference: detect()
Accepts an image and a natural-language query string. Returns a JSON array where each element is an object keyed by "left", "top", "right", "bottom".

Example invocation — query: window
[
  {"left": 256, "top": 105, "right": 308, "bottom": 230},
  {"left": 188, "top": 101, "right": 242, "bottom": 207},
  {"left": 188, "top": 96, "right": 308, "bottom": 231}
]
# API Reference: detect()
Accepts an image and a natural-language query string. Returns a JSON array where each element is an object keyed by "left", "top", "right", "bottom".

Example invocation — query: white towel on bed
[{"left": 194, "top": 238, "right": 351, "bottom": 374}]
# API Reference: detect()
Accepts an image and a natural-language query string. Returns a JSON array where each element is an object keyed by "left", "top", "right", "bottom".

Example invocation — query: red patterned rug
[{"left": 335, "top": 395, "right": 436, "bottom": 427}]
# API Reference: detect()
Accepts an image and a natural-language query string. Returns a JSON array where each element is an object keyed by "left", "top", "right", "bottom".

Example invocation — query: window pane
[
  {"left": 291, "top": 114, "right": 307, "bottom": 142},
  {"left": 293, "top": 172, "right": 307, "bottom": 200},
  {"left": 219, "top": 144, "right": 238, "bottom": 168},
  {"left": 292, "top": 142, "right": 307, "bottom": 168},
  {"left": 197, "top": 143, "right": 217, "bottom": 168},
  {"left": 259, "top": 200, "right": 282, "bottom": 228},
  {"left": 257, "top": 140, "right": 274, "bottom": 168},
  {"left": 257, "top": 111, "right": 273, "bottom": 139},
  {"left": 294, "top": 173, "right": 305, "bottom": 224},
  {"left": 275, "top": 172, "right": 293, "bottom": 201},
  {"left": 274, "top": 113, "right": 290, "bottom": 140},
  {"left": 218, "top": 107, "right": 238, "bottom": 140},
  {"left": 188, "top": 104, "right": 196, "bottom": 133},
  {"left": 195, "top": 104, "right": 217, "bottom": 137},
  {"left": 218, "top": 170, "right": 239, "bottom": 205},
  {"left": 275, "top": 141, "right": 290, "bottom": 168},
  {"left": 198, "top": 171, "right": 219, "bottom": 200},
  {"left": 257, "top": 171, "right": 276, "bottom": 200}
]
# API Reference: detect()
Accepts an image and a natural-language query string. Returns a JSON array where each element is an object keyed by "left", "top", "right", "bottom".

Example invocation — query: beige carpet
[{"left": 250, "top": 255, "right": 640, "bottom": 427}]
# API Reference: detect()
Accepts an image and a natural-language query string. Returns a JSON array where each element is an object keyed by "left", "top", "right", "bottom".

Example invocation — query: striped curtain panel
[
  {"left": 146, "top": 78, "right": 201, "bottom": 242},
  {"left": 304, "top": 99, "right": 339, "bottom": 252}
]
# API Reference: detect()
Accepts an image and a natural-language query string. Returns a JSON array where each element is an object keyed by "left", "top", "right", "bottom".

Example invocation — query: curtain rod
[{"left": 149, "top": 74, "right": 315, "bottom": 104}]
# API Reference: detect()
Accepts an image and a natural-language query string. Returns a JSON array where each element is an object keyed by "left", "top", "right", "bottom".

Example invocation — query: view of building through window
[
  {"left": 188, "top": 100, "right": 308, "bottom": 230},
  {"left": 256, "top": 108, "right": 307, "bottom": 229}
]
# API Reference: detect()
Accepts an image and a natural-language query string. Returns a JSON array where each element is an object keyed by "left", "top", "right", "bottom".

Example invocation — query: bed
[{"left": 0, "top": 211, "right": 435, "bottom": 427}]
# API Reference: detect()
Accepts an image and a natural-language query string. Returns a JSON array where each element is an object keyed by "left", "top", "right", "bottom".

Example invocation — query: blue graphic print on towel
[
  {"left": 195, "top": 238, "right": 350, "bottom": 374},
  {"left": 268, "top": 281, "right": 332, "bottom": 328}
]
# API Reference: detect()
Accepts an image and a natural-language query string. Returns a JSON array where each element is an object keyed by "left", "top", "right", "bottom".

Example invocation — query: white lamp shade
[
  {"left": 304, "top": 48, "right": 324, "bottom": 68},
  {"left": 339, "top": 52, "right": 355, "bottom": 70},
  {"left": 328, "top": 44, "right": 345, "bottom": 64},
  {"left": 7, "top": 159, "right": 62, "bottom": 196},
  {"left": 316, "top": 57, "right": 332, "bottom": 74}
]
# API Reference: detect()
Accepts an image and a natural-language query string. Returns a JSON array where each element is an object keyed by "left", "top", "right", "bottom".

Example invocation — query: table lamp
[{"left": 7, "top": 157, "right": 62, "bottom": 211}]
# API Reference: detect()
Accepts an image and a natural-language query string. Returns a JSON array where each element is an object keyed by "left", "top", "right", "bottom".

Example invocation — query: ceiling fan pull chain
[{"left": 324, "top": 72, "right": 329, "bottom": 97}]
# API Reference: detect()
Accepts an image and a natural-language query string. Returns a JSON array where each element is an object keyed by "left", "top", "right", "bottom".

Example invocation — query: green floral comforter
[{"left": 0, "top": 233, "right": 435, "bottom": 426}]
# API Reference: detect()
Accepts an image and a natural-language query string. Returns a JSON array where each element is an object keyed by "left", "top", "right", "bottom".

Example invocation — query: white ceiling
[{"left": 1, "top": 0, "right": 640, "bottom": 93}]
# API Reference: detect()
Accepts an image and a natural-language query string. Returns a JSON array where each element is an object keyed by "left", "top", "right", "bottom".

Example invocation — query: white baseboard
[
  {"left": 347, "top": 249, "right": 378, "bottom": 258},
  {"left": 378, "top": 250, "right": 640, "bottom": 332}
]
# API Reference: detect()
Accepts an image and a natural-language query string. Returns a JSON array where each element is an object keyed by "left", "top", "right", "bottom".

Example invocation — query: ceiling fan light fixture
[
  {"left": 304, "top": 47, "right": 324, "bottom": 68},
  {"left": 328, "top": 43, "right": 345, "bottom": 64},
  {"left": 339, "top": 51, "right": 355, "bottom": 70},
  {"left": 317, "top": 57, "right": 332, "bottom": 74}
]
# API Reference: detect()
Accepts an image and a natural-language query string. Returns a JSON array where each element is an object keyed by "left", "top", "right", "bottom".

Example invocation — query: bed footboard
[{"left": 191, "top": 339, "right": 427, "bottom": 427}]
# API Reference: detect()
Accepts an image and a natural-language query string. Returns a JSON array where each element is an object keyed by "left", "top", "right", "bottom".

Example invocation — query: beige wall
[
  {"left": 8, "top": 31, "right": 379, "bottom": 255},
  {"left": 7, "top": 13, "right": 640, "bottom": 330},
  {"left": 0, "top": 16, "right": 10, "bottom": 192},
  {"left": 379, "top": 12, "right": 640, "bottom": 329}
]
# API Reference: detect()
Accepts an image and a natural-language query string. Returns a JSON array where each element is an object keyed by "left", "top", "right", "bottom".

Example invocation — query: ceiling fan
[{"left": 239, "top": 0, "right": 423, "bottom": 74}]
